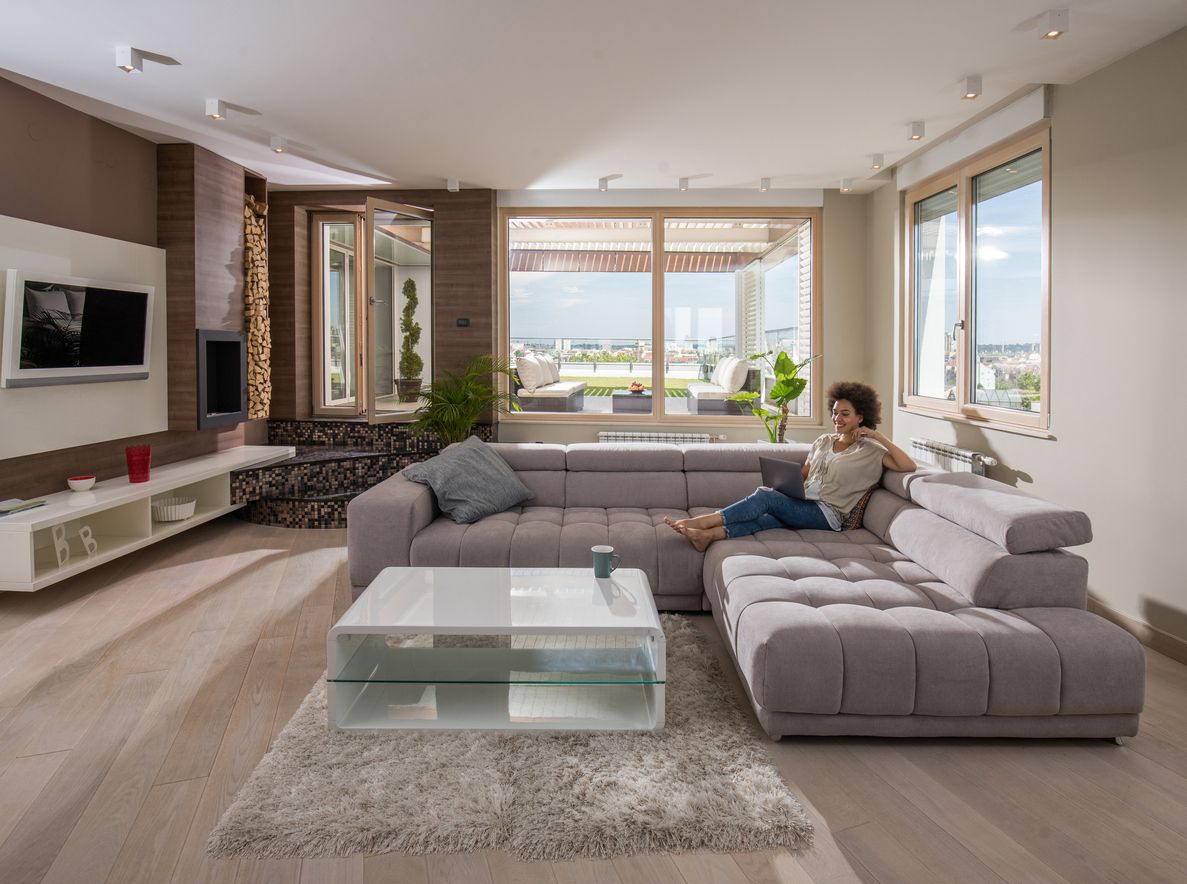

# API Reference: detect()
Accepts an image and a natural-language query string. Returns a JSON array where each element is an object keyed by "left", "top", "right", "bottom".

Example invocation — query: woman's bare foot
[
  {"left": 681, "top": 525, "right": 719, "bottom": 552},
  {"left": 662, "top": 515, "right": 686, "bottom": 532}
]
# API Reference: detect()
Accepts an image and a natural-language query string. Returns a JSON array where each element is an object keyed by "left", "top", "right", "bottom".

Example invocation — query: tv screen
[{"left": 2, "top": 270, "right": 154, "bottom": 388}]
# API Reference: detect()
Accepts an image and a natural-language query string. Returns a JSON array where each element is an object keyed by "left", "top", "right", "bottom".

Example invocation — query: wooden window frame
[
  {"left": 497, "top": 206, "right": 824, "bottom": 428},
  {"left": 902, "top": 126, "right": 1051, "bottom": 435}
]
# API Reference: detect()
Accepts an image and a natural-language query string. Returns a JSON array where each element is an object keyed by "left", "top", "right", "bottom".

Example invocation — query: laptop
[{"left": 759, "top": 457, "right": 806, "bottom": 500}]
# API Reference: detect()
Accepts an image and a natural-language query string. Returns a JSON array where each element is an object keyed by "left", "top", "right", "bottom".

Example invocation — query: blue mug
[{"left": 592, "top": 545, "right": 621, "bottom": 578}]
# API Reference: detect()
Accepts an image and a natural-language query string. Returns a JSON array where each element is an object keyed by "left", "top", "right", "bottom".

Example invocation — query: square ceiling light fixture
[
  {"left": 446, "top": 178, "right": 460, "bottom": 192},
  {"left": 1041, "top": 9, "right": 1069, "bottom": 39},
  {"left": 205, "top": 98, "right": 227, "bottom": 120},
  {"left": 115, "top": 47, "right": 142, "bottom": 73},
  {"left": 839, "top": 179, "right": 853, "bottom": 193},
  {"left": 870, "top": 154, "right": 884, "bottom": 170},
  {"left": 961, "top": 75, "right": 982, "bottom": 100},
  {"left": 908, "top": 121, "right": 925, "bottom": 141},
  {"left": 598, "top": 173, "right": 623, "bottom": 192},
  {"left": 270, "top": 136, "right": 286, "bottom": 153}
]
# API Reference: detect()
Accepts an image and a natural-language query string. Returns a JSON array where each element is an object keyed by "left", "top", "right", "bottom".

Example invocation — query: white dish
[
  {"left": 67, "top": 476, "right": 96, "bottom": 492},
  {"left": 152, "top": 496, "right": 197, "bottom": 522}
]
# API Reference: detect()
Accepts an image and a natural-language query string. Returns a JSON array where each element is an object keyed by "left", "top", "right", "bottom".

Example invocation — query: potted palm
[
  {"left": 397, "top": 278, "right": 424, "bottom": 402},
  {"left": 410, "top": 354, "right": 520, "bottom": 445},
  {"left": 730, "top": 351, "right": 818, "bottom": 443}
]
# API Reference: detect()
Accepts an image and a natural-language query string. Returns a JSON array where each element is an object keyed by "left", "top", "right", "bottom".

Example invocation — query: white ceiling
[{"left": 2, "top": 1, "right": 1185, "bottom": 192}]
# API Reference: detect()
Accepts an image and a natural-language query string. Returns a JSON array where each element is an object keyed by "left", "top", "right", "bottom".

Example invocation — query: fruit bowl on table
[{"left": 628, "top": 382, "right": 646, "bottom": 394}]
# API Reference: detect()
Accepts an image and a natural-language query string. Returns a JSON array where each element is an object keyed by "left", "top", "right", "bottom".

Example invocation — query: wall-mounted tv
[{"left": 1, "top": 269, "right": 154, "bottom": 388}]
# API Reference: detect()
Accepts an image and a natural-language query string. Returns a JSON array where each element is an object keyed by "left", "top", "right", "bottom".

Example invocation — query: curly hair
[{"left": 826, "top": 381, "right": 882, "bottom": 431}]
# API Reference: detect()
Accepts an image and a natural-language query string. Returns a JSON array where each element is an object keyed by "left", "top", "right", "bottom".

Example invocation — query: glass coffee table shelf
[{"left": 327, "top": 567, "right": 665, "bottom": 731}]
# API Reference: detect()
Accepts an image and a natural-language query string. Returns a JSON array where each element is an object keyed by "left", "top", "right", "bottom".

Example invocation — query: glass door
[
  {"left": 365, "top": 198, "right": 434, "bottom": 422},
  {"left": 313, "top": 214, "right": 362, "bottom": 415}
]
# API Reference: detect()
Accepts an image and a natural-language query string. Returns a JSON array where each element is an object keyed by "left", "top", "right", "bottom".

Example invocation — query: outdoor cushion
[
  {"left": 909, "top": 472, "right": 1093, "bottom": 553},
  {"left": 723, "top": 358, "right": 750, "bottom": 393},
  {"left": 516, "top": 354, "right": 546, "bottom": 393},
  {"left": 687, "top": 382, "right": 732, "bottom": 401},
  {"left": 402, "top": 436, "right": 533, "bottom": 523},
  {"left": 710, "top": 357, "right": 732, "bottom": 387},
  {"left": 516, "top": 381, "right": 586, "bottom": 397}
]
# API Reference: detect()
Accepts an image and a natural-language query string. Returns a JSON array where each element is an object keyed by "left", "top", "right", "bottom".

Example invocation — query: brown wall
[
  {"left": 267, "top": 189, "right": 496, "bottom": 419},
  {"left": 0, "top": 78, "right": 156, "bottom": 247},
  {"left": 0, "top": 78, "right": 259, "bottom": 502}
]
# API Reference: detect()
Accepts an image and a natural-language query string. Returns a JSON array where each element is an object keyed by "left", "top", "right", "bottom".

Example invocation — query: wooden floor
[{"left": 0, "top": 518, "right": 1184, "bottom": 884}]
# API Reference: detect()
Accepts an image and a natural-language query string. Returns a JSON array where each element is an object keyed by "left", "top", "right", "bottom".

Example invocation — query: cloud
[{"left": 977, "top": 245, "right": 1009, "bottom": 262}]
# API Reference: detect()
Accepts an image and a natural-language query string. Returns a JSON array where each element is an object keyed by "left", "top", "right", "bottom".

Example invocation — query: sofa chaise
[{"left": 347, "top": 442, "right": 1145, "bottom": 739}]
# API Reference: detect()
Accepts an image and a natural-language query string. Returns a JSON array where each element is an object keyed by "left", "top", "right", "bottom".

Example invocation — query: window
[
  {"left": 311, "top": 200, "right": 434, "bottom": 419},
  {"left": 904, "top": 129, "right": 1049, "bottom": 431},
  {"left": 501, "top": 209, "right": 820, "bottom": 423}
]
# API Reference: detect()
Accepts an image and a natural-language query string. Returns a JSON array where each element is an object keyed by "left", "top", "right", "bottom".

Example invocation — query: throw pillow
[
  {"left": 402, "top": 437, "right": 534, "bottom": 523},
  {"left": 516, "top": 355, "right": 545, "bottom": 393},
  {"left": 724, "top": 358, "right": 750, "bottom": 393},
  {"left": 540, "top": 354, "right": 560, "bottom": 384},
  {"left": 840, "top": 485, "right": 879, "bottom": 531},
  {"left": 710, "top": 356, "right": 731, "bottom": 388}
]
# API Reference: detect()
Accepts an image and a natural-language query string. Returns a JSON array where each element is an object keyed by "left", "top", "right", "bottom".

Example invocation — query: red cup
[{"left": 125, "top": 445, "right": 152, "bottom": 483}]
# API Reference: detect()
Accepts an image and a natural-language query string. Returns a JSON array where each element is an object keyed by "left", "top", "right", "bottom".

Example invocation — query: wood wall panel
[
  {"left": 194, "top": 152, "right": 246, "bottom": 331},
  {"left": 267, "top": 189, "right": 495, "bottom": 418}
]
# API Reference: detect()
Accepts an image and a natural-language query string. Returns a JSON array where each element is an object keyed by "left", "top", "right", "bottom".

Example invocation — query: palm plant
[
  {"left": 410, "top": 354, "right": 520, "bottom": 445},
  {"left": 730, "top": 351, "right": 818, "bottom": 443}
]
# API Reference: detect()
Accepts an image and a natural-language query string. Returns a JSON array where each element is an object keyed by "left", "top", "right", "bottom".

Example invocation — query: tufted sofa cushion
[{"left": 409, "top": 504, "right": 706, "bottom": 607}]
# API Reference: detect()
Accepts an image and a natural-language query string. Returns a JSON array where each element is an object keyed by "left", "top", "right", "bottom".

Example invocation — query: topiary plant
[{"left": 398, "top": 277, "right": 424, "bottom": 400}]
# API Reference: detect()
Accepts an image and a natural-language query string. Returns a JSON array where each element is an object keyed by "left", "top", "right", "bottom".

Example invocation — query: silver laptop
[{"left": 759, "top": 457, "right": 806, "bottom": 499}]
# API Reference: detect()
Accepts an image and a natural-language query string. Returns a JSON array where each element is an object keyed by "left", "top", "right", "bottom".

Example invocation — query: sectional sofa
[{"left": 347, "top": 442, "right": 1145, "bottom": 739}]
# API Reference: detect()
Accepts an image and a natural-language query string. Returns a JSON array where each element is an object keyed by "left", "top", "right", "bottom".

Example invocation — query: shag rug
[{"left": 207, "top": 615, "right": 813, "bottom": 861}]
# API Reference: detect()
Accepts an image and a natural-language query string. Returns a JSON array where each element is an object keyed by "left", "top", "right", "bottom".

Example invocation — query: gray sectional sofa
[{"left": 347, "top": 442, "right": 1145, "bottom": 739}]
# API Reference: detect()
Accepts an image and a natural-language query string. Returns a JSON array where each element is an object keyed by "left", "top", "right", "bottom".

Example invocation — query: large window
[
  {"left": 502, "top": 210, "right": 819, "bottom": 423},
  {"left": 904, "top": 129, "right": 1049, "bottom": 432}
]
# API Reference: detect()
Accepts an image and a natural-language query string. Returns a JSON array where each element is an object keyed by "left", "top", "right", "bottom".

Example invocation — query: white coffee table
[{"left": 327, "top": 567, "right": 666, "bottom": 732}]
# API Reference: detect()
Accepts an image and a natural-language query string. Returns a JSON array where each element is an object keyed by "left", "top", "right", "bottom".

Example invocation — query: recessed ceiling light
[
  {"left": 839, "top": 179, "right": 853, "bottom": 193},
  {"left": 870, "top": 154, "right": 884, "bottom": 171},
  {"left": 598, "top": 173, "right": 622, "bottom": 192},
  {"left": 908, "top": 121, "right": 925, "bottom": 141},
  {"left": 270, "top": 136, "right": 286, "bottom": 153},
  {"left": 1041, "top": 9, "right": 1068, "bottom": 39},
  {"left": 961, "top": 75, "right": 982, "bottom": 100},
  {"left": 205, "top": 98, "right": 227, "bottom": 120},
  {"left": 115, "top": 47, "right": 142, "bottom": 73},
  {"left": 759, "top": 177, "right": 771, "bottom": 192}
]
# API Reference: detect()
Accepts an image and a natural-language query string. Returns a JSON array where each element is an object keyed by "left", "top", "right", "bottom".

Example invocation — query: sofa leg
[
  {"left": 1112, "top": 736, "right": 1126, "bottom": 746},
  {"left": 769, "top": 734, "right": 782, "bottom": 742}
]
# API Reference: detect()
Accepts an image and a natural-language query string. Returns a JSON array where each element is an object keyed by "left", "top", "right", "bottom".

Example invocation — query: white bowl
[
  {"left": 67, "top": 475, "right": 96, "bottom": 492},
  {"left": 152, "top": 496, "right": 197, "bottom": 522}
]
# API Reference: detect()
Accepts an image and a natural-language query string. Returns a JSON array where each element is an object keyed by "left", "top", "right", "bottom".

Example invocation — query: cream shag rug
[{"left": 207, "top": 615, "right": 812, "bottom": 861}]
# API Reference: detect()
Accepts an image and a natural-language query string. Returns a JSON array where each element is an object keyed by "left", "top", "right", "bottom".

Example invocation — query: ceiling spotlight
[
  {"left": 269, "top": 136, "right": 286, "bottom": 154},
  {"left": 908, "top": 121, "right": 925, "bottom": 141},
  {"left": 115, "top": 46, "right": 143, "bottom": 73},
  {"left": 870, "top": 154, "right": 884, "bottom": 171},
  {"left": 598, "top": 173, "right": 623, "bottom": 192},
  {"left": 446, "top": 178, "right": 460, "bottom": 192},
  {"left": 678, "top": 177, "right": 689, "bottom": 191},
  {"left": 205, "top": 98, "right": 227, "bottom": 120},
  {"left": 1041, "top": 8, "right": 1068, "bottom": 39},
  {"left": 961, "top": 75, "right": 982, "bottom": 100},
  {"left": 839, "top": 179, "right": 853, "bottom": 193},
  {"left": 759, "top": 177, "right": 771, "bottom": 193}
]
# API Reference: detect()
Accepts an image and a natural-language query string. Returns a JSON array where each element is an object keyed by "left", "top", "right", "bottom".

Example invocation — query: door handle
[{"left": 952, "top": 320, "right": 965, "bottom": 336}]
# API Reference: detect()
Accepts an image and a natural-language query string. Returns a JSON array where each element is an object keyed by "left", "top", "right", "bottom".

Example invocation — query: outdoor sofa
[
  {"left": 347, "top": 442, "right": 1145, "bottom": 740},
  {"left": 513, "top": 353, "right": 586, "bottom": 412},
  {"left": 687, "top": 356, "right": 755, "bottom": 414}
]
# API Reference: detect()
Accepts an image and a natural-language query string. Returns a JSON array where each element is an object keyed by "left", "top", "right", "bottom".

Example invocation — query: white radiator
[
  {"left": 910, "top": 438, "right": 998, "bottom": 476},
  {"left": 597, "top": 431, "right": 723, "bottom": 444}
]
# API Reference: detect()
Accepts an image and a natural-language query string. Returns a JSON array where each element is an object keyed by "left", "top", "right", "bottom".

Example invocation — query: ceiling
[{"left": 2, "top": 1, "right": 1185, "bottom": 192}]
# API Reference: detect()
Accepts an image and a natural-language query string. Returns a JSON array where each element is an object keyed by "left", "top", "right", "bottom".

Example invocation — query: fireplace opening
[{"left": 197, "top": 329, "right": 247, "bottom": 429}]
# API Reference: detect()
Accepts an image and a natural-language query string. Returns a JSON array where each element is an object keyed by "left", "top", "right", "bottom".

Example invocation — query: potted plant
[
  {"left": 410, "top": 354, "right": 521, "bottom": 445},
  {"left": 730, "top": 351, "right": 818, "bottom": 443},
  {"left": 397, "top": 277, "right": 424, "bottom": 402}
]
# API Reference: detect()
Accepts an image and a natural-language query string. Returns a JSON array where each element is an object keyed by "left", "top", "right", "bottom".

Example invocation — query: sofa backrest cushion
[
  {"left": 566, "top": 443, "right": 684, "bottom": 472},
  {"left": 710, "top": 357, "right": 731, "bottom": 388},
  {"left": 540, "top": 355, "right": 560, "bottom": 384},
  {"left": 878, "top": 499, "right": 1088, "bottom": 608},
  {"left": 565, "top": 471, "right": 688, "bottom": 509},
  {"left": 682, "top": 443, "right": 810, "bottom": 509},
  {"left": 489, "top": 442, "right": 567, "bottom": 471},
  {"left": 909, "top": 472, "right": 1092, "bottom": 553},
  {"left": 516, "top": 355, "right": 546, "bottom": 393},
  {"left": 723, "top": 358, "right": 750, "bottom": 393}
]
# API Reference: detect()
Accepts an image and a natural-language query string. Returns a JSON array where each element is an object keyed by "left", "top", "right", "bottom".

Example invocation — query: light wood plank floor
[{"left": 0, "top": 518, "right": 1184, "bottom": 884}]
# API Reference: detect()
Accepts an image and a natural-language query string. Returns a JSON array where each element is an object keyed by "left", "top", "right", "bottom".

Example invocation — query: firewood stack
[{"left": 244, "top": 195, "right": 272, "bottom": 419}]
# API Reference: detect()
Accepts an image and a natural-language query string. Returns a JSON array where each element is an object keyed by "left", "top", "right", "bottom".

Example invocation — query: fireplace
[{"left": 197, "top": 329, "right": 247, "bottom": 429}]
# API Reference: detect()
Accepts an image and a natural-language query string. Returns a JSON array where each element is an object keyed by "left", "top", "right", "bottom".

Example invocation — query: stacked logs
[{"left": 244, "top": 195, "right": 272, "bottom": 419}]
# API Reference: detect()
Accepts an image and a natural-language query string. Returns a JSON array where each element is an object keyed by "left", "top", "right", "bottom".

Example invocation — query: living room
[{"left": 0, "top": 3, "right": 1185, "bottom": 883}]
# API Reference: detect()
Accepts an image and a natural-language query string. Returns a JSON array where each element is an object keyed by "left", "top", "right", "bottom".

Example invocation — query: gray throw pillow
[{"left": 402, "top": 436, "right": 533, "bottom": 523}]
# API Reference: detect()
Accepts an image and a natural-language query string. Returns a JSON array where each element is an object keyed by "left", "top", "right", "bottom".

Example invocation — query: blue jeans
[{"left": 720, "top": 487, "right": 831, "bottom": 537}]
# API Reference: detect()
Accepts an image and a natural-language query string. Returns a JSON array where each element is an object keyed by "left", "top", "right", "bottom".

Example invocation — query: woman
[{"left": 667, "top": 381, "right": 916, "bottom": 551}]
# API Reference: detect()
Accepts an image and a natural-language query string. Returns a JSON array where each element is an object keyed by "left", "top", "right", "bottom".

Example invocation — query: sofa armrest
[{"left": 347, "top": 472, "right": 436, "bottom": 589}]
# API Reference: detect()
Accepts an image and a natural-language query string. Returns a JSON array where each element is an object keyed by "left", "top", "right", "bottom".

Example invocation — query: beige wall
[
  {"left": 872, "top": 27, "right": 1187, "bottom": 643},
  {"left": 500, "top": 192, "right": 871, "bottom": 445}
]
